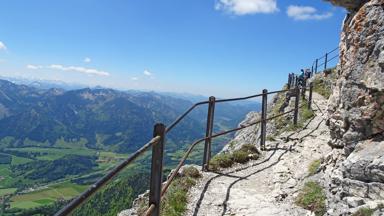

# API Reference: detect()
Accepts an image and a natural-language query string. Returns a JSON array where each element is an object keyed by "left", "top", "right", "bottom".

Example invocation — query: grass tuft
[
  {"left": 209, "top": 144, "right": 259, "bottom": 171},
  {"left": 209, "top": 153, "right": 233, "bottom": 171},
  {"left": 352, "top": 204, "right": 384, "bottom": 216},
  {"left": 352, "top": 208, "right": 375, "bottom": 216},
  {"left": 160, "top": 177, "right": 196, "bottom": 216},
  {"left": 295, "top": 181, "right": 326, "bottom": 216},
  {"left": 232, "top": 150, "right": 249, "bottom": 164},
  {"left": 182, "top": 166, "right": 201, "bottom": 179},
  {"left": 266, "top": 135, "right": 276, "bottom": 141},
  {"left": 312, "top": 78, "right": 332, "bottom": 99},
  {"left": 308, "top": 159, "right": 321, "bottom": 176}
]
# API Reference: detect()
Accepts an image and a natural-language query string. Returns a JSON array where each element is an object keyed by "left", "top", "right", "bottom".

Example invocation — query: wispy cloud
[
  {"left": 131, "top": 77, "right": 139, "bottom": 81},
  {"left": 0, "top": 41, "right": 7, "bottom": 50},
  {"left": 143, "top": 69, "right": 153, "bottom": 76},
  {"left": 26, "top": 64, "right": 110, "bottom": 76},
  {"left": 48, "top": 64, "right": 110, "bottom": 76},
  {"left": 287, "top": 5, "right": 332, "bottom": 21},
  {"left": 26, "top": 64, "right": 43, "bottom": 70},
  {"left": 84, "top": 57, "right": 91, "bottom": 63},
  {"left": 215, "top": 0, "right": 278, "bottom": 15}
]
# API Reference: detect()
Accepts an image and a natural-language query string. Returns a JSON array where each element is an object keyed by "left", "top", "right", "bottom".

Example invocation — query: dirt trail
[{"left": 185, "top": 93, "right": 332, "bottom": 216}]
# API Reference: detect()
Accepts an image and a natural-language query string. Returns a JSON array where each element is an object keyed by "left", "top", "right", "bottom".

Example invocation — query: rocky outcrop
[
  {"left": 327, "top": 0, "right": 384, "bottom": 154},
  {"left": 221, "top": 111, "right": 261, "bottom": 153},
  {"left": 323, "top": 0, "right": 384, "bottom": 214},
  {"left": 342, "top": 140, "right": 384, "bottom": 184},
  {"left": 324, "top": 0, "right": 368, "bottom": 11}
]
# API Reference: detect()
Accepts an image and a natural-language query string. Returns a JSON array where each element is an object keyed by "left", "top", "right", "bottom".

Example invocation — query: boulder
[{"left": 342, "top": 141, "right": 384, "bottom": 183}]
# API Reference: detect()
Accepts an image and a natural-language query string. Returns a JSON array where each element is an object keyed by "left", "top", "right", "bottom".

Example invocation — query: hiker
[
  {"left": 305, "top": 69, "right": 311, "bottom": 79},
  {"left": 297, "top": 69, "right": 305, "bottom": 87}
]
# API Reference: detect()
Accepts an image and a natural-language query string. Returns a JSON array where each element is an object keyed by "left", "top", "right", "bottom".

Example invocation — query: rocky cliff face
[
  {"left": 325, "top": 0, "right": 368, "bottom": 11},
  {"left": 323, "top": 0, "right": 384, "bottom": 214},
  {"left": 327, "top": 0, "right": 384, "bottom": 154}
]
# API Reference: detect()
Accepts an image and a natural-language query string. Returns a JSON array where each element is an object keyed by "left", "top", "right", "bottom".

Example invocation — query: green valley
[{"left": 0, "top": 79, "right": 260, "bottom": 215}]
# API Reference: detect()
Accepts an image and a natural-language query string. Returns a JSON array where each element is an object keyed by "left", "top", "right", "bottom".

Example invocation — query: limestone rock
[
  {"left": 221, "top": 111, "right": 261, "bottom": 153},
  {"left": 324, "top": 0, "right": 368, "bottom": 11},
  {"left": 327, "top": 0, "right": 384, "bottom": 154},
  {"left": 343, "top": 196, "right": 365, "bottom": 208},
  {"left": 342, "top": 141, "right": 384, "bottom": 183}
]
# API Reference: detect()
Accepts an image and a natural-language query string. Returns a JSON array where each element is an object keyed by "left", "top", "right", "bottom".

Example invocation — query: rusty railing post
[
  {"left": 324, "top": 52, "right": 328, "bottom": 71},
  {"left": 315, "top": 59, "right": 318, "bottom": 73},
  {"left": 308, "top": 82, "right": 313, "bottom": 110},
  {"left": 293, "top": 87, "right": 300, "bottom": 125},
  {"left": 202, "top": 96, "right": 215, "bottom": 171},
  {"left": 301, "top": 79, "right": 306, "bottom": 99},
  {"left": 260, "top": 89, "right": 268, "bottom": 150},
  {"left": 287, "top": 74, "right": 291, "bottom": 88},
  {"left": 149, "top": 123, "right": 166, "bottom": 216},
  {"left": 288, "top": 74, "right": 292, "bottom": 88}
]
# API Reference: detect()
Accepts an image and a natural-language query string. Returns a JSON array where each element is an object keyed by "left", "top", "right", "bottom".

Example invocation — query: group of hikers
[{"left": 289, "top": 69, "right": 312, "bottom": 88}]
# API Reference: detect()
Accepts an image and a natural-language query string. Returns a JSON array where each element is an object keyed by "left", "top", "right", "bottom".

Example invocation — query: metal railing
[
  {"left": 287, "top": 47, "right": 340, "bottom": 90},
  {"left": 312, "top": 47, "right": 339, "bottom": 73},
  {"left": 55, "top": 80, "right": 314, "bottom": 216},
  {"left": 54, "top": 46, "right": 341, "bottom": 216}
]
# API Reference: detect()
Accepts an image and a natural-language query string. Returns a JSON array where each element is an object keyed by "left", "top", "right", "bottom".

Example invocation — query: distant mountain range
[{"left": 0, "top": 79, "right": 261, "bottom": 153}]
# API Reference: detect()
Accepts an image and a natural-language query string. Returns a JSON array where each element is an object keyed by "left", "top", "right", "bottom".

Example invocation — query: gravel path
[{"left": 185, "top": 93, "right": 332, "bottom": 216}]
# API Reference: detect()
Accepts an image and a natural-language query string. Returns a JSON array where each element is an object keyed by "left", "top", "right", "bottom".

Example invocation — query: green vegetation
[
  {"left": 135, "top": 166, "right": 201, "bottom": 216},
  {"left": 182, "top": 166, "right": 202, "bottom": 179},
  {"left": 3, "top": 199, "right": 68, "bottom": 216},
  {"left": 311, "top": 68, "right": 337, "bottom": 99},
  {"left": 353, "top": 208, "right": 376, "bottom": 216},
  {"left": 271, "top": 92, "right": 288, "bottom": 130},
  {"left": 210, "top": 153, "right": 234, "bottom": 170},
  {"left": 312, "top": 78, "right": 332, "bottom": 99},
  {"left": 72, "top": 170, "right": 150, "bottom": 216},
  {"left": 308, "top": 159, "right": 321, "bottom": 176},
  {"left": 232, "top": 150, "right": 249, "bottom": 163},
  {"left": 285, "top": 100, "right": 314, "bottom": 132},
  {"left": 295, "top": 181, "right": 326, "bottom": 216},
  {"left": 266, "top": 135, "right": 276, "bottom": 141},
  {"left": 12, "top": 155, "right": 97, "bottom": 183},
  {"left": 0, "top": 188, "right": 17, "bottom": 196},
  {"left": 0, "top": 165, "right": 15, "bottom": 188},
  {"left": 0, "top": 153, "right": 11, "bottom": 164},
  {"left": 209, "top": 144, "right": 259, "bottom": 171},
  {"left": 0, "top": 79, "right": 259, "bottom": 214},
  {"left": 352, "top": 204, "right": 384, "bottom": 216},
  {"left": 10, "top": 182, "right": 88, "bottom": 209},
  {"left": 160, "top": 167, "right": 201, "bottom": 216}
]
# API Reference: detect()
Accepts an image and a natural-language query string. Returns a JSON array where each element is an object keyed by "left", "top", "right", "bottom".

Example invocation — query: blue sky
[{"left": 0, "top": 0, "right": 345, "bottom": 97}]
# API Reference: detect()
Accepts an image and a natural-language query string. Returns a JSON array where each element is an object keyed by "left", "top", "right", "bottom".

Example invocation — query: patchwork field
[
  {"left": 0, "top": 144, "right": 133, "bottom": 212},
  {"left": 10, "top": 182, "right": 89, "bottom": 209}
]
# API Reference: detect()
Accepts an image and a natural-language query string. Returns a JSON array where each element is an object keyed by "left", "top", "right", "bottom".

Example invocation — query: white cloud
[
  {"left": 0, "top": 41, "right": 7, "bottom": 50},
  {"left": 48, "top": 64, "right": 110, "bottom": 76},
  {"left": 131, "top": 77, "right": 139, "bottom": 81},
  {"left": 215, "top": 0, "right": 278, "bottom": 15},
  {"left": 143, "top": 70, "right": 152, "bottom": 76},
  {"left": 26, "top": 63, "right": 110, "bottom": 76},
  {"left": 287, "top": 5, "right": 332, "bottom": 21},
  {"left": 26, "top": 64, "right": 43, "bottom": 70},
  {"left": 84, "top": 57, "right": 91, "bottom": 63}
]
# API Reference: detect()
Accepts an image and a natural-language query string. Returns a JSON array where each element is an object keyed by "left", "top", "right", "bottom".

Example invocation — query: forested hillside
[{"left": 0, "top": 79, "right": 260, "bottom": 215}]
